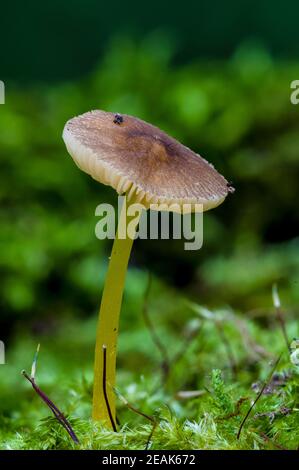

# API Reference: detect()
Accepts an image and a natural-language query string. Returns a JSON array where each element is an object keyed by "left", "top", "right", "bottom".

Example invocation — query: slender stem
[{"left": 92, "top": 200, "right": 141, "bottom": 425}]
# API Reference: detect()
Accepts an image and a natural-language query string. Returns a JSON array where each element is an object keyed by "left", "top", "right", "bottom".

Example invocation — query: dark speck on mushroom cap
[
  {"left": 113, "top": 113, "right": 124, "bottom": 125},
  {"left": 63, "top": 110, "right": 233, "bottom": 211}
]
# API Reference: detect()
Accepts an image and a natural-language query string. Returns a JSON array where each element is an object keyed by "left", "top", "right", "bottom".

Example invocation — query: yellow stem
[{"left": 92, "top": 200, "right": 140, "bottom": 425}]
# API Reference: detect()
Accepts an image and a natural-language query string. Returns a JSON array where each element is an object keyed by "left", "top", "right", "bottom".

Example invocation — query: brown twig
[
  {"left": 102, "top": 345, "right": 117, "bottom": 432},
  {"left": 22, "top": 370, "right": 79, "bottom": 444},
  {"left": 114, "top": 387, "right": 157, "bottom": 450},
  {"left": 237, "top": 355, "right": 281, "bottom": 439},
  {"left": 216, "top": 397, "right": 249, "bottom": 421}
]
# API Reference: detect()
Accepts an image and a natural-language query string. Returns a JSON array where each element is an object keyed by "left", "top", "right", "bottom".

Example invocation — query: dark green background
[{"left": 1, "top": 0, "right": 299, "bottom": 82}]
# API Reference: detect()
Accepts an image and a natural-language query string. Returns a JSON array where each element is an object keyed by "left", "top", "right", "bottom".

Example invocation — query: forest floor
[{"left": 0, "top": 275, "right": 298, "bottom": 450}]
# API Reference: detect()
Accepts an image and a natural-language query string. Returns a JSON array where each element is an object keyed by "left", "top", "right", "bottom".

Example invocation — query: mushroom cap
[{"left": 63, "top": 110, "right": 233, "bottom": 212}]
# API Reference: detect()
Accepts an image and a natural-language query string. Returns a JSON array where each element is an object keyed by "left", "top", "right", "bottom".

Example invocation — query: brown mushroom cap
[{"left": 63, "top": 110, "right": 233, "bottom": 211}]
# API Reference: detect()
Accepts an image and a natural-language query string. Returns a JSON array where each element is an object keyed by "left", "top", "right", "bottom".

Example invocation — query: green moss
[{"left": 0, "top": 289, "right": 298, "bottom": 450}]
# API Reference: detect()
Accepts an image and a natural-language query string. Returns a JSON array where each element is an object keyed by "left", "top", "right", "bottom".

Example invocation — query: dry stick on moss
[
  {"left": 22, "top": 345, "right": 79, "bottom": 444},
  {"left": 237, "top": 354, "right": 281, "bottom": 439},
  {"left": 102, "top": 345, "right": 117, "bottom": 432},
  {"left": 22, "top": 370, "right": 79, "bottom": 444},
  {"left": 114, "top": 388, "right": 157, "bottom": 450},
  {"left": 272, "top": 284, "right": 290, "bottom": 353}
]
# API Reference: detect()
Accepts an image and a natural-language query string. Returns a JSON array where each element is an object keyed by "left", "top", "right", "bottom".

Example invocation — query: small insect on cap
[{"left": 63, "top": 110, "right": 234, "bottom": 212}]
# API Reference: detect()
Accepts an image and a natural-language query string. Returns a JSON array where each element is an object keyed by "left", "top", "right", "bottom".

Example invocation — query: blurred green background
[
  {"left": 0, "top": 2, "right": 299, "bottom": 443},
  {"left": 1, "top": 0, "right": 299, "bottom": 331}
]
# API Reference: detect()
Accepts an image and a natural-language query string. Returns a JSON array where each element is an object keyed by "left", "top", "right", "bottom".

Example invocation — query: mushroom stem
[{"left": 92, "top": 200, "right": 141, "bottom": 425}]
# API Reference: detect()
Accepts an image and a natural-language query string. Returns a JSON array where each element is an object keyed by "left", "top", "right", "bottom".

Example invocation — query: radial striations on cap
[{"left": 63, "top": 110, "right": 233, "bottom": 211}]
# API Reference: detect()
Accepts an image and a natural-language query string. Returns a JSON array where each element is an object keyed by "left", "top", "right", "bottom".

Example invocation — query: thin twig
[
  {"left": 114, "top": 388, "right": 155, "bottom": 423},
  {"left": 216, "top": 397, "right": 249, "bottom": 421},
  {"left": 102, "top": 345, "right": 117, "bottom": 432},
  {"left": 22, "top": 345, "right": 79, "bottom": 444},
  {"left": 22, "top": 370, "right": 79, "bottom": 444},
  {"left": 237, "top": 355, "right": 281, "bottom": 439},
  {"left": 114, "top": 387, "right": 157, "bottom": 450}
]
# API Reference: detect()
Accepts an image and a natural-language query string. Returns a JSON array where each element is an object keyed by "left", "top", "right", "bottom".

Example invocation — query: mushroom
[{"left": 62, "top": 110, "right": 234, "bottom": 427}]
